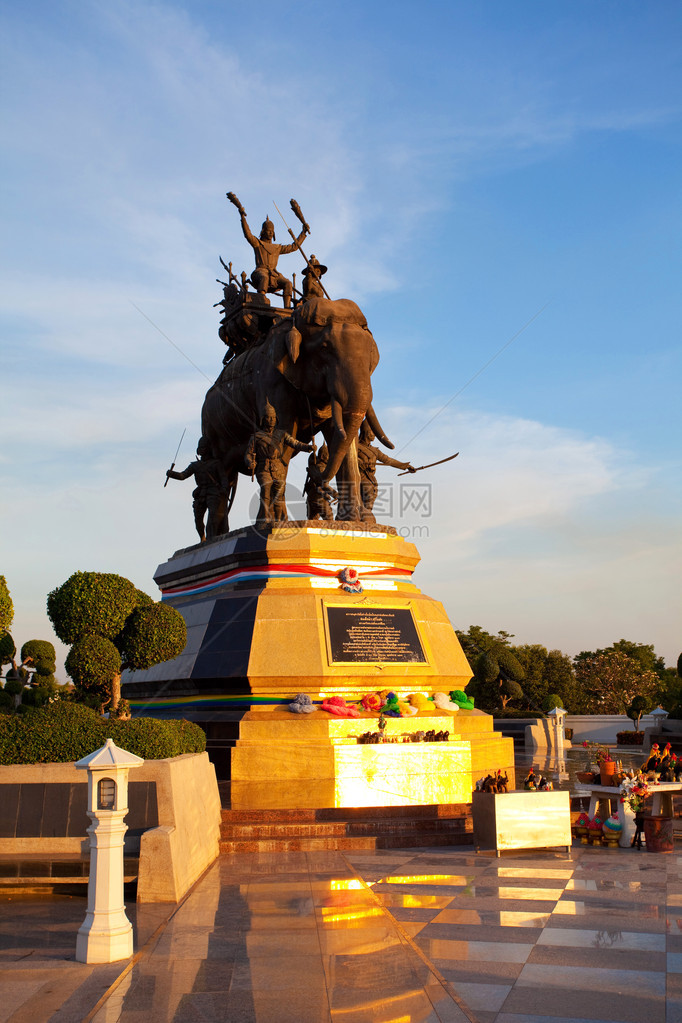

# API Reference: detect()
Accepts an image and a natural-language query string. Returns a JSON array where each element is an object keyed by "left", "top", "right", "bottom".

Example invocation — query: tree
[
  {"left": 0, "top": 576, "right": 13, "bottom": 635},
  {"left": 48, "top": 571, "right": 187, "bottom": 714},
  {"left": 626, "top": 694, "right": 652, "bottom": 731},
  {"left": 510, "top": 644, "right": 549, "bottom": 711},
  {"left": 467, "top": 642, "right": 525, "bottom": 711},
  {"left": 573, "top": 650, "right": 660, "bottom": 714},
  {"left": 544, "top": 649, "right": 580, "bottom": 711}
]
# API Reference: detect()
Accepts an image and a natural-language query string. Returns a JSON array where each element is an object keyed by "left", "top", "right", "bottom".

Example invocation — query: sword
[
  {"left": 272, "top": 200, "right": 331, "bottom": 300},
  {"left": 164, "top": 428, "right": 186, "bottom": 486},
  {"left": 397, "top": 452, "right": 459, "bottom": 476}
]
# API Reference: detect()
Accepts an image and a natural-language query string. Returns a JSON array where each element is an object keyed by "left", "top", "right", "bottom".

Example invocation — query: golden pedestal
[{"left": 123, "top": 525, "right": 515, "bottom": 807}]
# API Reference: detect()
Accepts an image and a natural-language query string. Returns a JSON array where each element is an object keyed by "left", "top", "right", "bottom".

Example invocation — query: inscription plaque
[{"left": 325, "top": 606, "right": 427, "bottom": 664}]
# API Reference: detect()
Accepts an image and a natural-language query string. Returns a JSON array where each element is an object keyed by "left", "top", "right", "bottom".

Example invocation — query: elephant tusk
[
  {"left": 366, "top": 403, "right": 395, "bottom": 449},
  {"left": 331, "top": 399, "right": 346, "bottom": 440}
]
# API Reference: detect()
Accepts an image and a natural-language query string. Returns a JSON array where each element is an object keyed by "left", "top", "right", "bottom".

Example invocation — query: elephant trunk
[{"left": 365, "top": 402, "right": 395, "bottom": 449}]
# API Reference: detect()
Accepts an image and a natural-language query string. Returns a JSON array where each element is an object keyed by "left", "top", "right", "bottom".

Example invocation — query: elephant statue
[{"left": 201, "top": 297, "right": 395, "bottom": 523}]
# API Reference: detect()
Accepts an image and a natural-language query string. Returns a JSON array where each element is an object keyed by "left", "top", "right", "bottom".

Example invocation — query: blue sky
[{"left": 2, "top": 0, "right": 680, "bottom": 673}]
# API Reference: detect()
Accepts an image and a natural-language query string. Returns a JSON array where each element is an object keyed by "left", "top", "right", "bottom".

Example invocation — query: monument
[{"left": 122, "top": 194, "right": 514, "bottom": 806}]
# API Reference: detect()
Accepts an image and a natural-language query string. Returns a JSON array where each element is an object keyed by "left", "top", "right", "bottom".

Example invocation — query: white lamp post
[
  {"left": 546, "top": 706, "right": 567, "bottom": 758},
  {"left": 75, "top": 738, "right": 144, "bottom": 964}
]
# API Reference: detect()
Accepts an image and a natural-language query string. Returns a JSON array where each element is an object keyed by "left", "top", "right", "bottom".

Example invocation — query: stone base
[
  {"left": 121, "top": 526, "right": 513, "bottom": 808},
  {"left": 121, "top": 525, "right": 472, "bottom": 700},
  {"left": 230, "top": 707, "right": 514, "bottom": 808},
  {"left": 76, "top": 917, "right": 133, "bottom": 964}
]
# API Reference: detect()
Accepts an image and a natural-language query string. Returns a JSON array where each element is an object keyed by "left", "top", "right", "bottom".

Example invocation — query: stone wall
[{"left": 0, "top": 752, "right": 220, "bottom": 903}]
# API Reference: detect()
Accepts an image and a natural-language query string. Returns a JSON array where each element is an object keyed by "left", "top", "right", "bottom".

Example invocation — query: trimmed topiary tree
[
  {"left": 0, "top": 632, "right": 16, "bottom": 670},
  {"left": 0, "top": 576, "right": 13, "bottom": 635},
  {"left": 47, "top": 572, "right": 138, "bottom": 644},
  {"left": 626, "top": 694, "right": 652, "bottom": 732},
  {"left": 65, "top": 635, "right": 122, "bottom": 709},
  {"left": 48, "top": 571, "right": 187, "bottom": 715},
  {"left": 470, "top": 644, "right": 526, "bottom": 711},
  {"left": 542, "top": 693, "right": 564, "bottom": 713}
]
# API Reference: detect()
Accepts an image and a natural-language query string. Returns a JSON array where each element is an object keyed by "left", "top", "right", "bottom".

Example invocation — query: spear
[
  {"left": 164, "top": 428, "right": 186, "bottom": 487},
  {"left": 272, "top": 200, "right": 331, "bottom": 300},
  {"left": 397, "top": 452, "right": 459, "bottom": 476}
]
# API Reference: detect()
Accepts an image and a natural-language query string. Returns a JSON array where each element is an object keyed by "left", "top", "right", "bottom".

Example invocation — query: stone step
[
  {"left": 220, "top": 817, "right": 471, "bottom": 841},
  {"left": 220, "top": 801, "right": 471, "bottom": 823},
  {"left": 218, "top": 801, "right": 473, "bottom": 852},
  {"left": 220, "top": 835, "right": 378, "bottom": 853}
]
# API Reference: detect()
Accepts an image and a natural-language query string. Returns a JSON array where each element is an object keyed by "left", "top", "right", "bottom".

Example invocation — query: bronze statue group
[{"left": 166, "top": 193, "right": 416, "bottom": 542}]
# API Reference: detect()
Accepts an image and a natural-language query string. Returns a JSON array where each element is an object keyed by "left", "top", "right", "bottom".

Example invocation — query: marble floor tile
[
  {"left": 370, "top": 891, "right": 455, "bottom": 910},
  {"left": 417, "top": 922, "right": 543, "bottom": 947},
  {"left": 443, "top": 981, "right": 512, "bottom": 1012},
  {"left": 500, "top": 980, "right": 665, "bottom": 1023},
  {"left": 478, "top": 885, "right": 565, "bottom": 900},
  {"left": 527, "top": 943, "right": 665, "bottom": 972},
  {"left": 438, "top": 959, "right": 525, "bottom": 984},
  {"left": 496, "top": 1015, "right": 615, "bottom": 1023},
  {"left": 515, "top": 962, "right": 665, "bottom": 996},
  {"left": 494, "top": 867, "right": 574, "bottom": 879},
  {"left": 415, "top": 936, "right": 534, "bottom": 964},
  {"left": 536, "top": 926, "right": 665, "bottom": 951}
]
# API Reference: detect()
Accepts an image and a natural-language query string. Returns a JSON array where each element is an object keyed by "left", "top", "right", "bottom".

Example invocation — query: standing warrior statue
[
  {"left": 227, "top": 192, "right": 308, "bottom": 309},
  {"left": 166, "top": 437, "right": 234, "bottom": 542},
  {"left": 246, "top": 401, "right": 313, "bottom": 526},
  {"left": 357, "top": 419, "right": 416, "bottom": 523},
  {"left": 304, "top": 445, "right": 337, "bottom": 521}
]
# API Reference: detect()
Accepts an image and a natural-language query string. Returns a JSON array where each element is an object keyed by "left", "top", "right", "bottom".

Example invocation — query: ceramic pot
[
  {"left": 643, "top": 815, "right": 674, "bottom": 854},
  {"left": 600, "top": 760, "right": 617, "bottom": 786}
]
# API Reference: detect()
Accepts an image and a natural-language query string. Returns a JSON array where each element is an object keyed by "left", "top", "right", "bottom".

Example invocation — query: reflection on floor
[{"left": 72, "top": 843, "right": 681, "bottom": 1023}]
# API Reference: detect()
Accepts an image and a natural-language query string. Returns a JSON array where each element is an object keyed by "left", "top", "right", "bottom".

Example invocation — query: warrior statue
[
  {"left": 301, "top": 255, "right": 327, "bottom": 300},
  {"left": 304, "top": 445, "right": 337, "bottom": 521},
  {"left": 166, "top": 437, "right": 235, "bottom": 541},
  {"left": 246, "top": 401, "right": 314, "bottom": 525},
  {"left": 357, "top": 419, "right": 416, "bottom": 522},
  {"left": 227, "top": 192, "right": 307, "bottom": 309}
]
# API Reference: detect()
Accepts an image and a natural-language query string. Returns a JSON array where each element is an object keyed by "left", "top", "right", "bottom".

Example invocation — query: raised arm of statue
[
  {"left": 278, "top": 227, "right": 308, "bottom": 255},
  {"left": 239, "top": 212, "right": 258, "bottom": 249},
  {"left": 227, "top": 191, "right": 257, "bottom": 248}
]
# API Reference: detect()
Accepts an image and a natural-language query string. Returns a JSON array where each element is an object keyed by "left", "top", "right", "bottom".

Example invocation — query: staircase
[{"left": 219, "top": 803, "right": 474, "bottom": 853}]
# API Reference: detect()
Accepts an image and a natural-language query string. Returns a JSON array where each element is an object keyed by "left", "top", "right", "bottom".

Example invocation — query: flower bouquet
[{"left": 620, "top": 776, "right": 649, "bottom": 815}]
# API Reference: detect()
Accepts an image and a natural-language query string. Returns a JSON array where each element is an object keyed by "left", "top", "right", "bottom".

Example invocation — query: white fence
[{"left": 565, "top": 714, "right": 661, "bottom": 744}]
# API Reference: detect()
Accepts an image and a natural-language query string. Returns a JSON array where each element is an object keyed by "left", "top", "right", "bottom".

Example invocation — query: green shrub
[
  {"left": 0, "top": 702, "right": 205, "bottom": 764},
  {"left": 0, "top": 577, "right": 13, "bottom": 634},
  {"left": 21, "top": 639, "right": 56, "bottom": 676},
  {"left": 116, "top": 603, "right": 187, "bottom": 670},
  {"left": 47, "top": 572, "right": 138, "bottom": 644},
  {"left": 65, "top": 635, "right": 121, "bottom": 701},
  {"left": 542, "top": 693, "right": 564, "bottom": 712},
  {"left": 0, "top": 631, "right": 16, "bottom": 666}
]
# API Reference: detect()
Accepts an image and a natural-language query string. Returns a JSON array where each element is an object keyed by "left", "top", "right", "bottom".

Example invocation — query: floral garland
[{"left": 338, "top": 567, "right": 363, "bottom": 593}]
